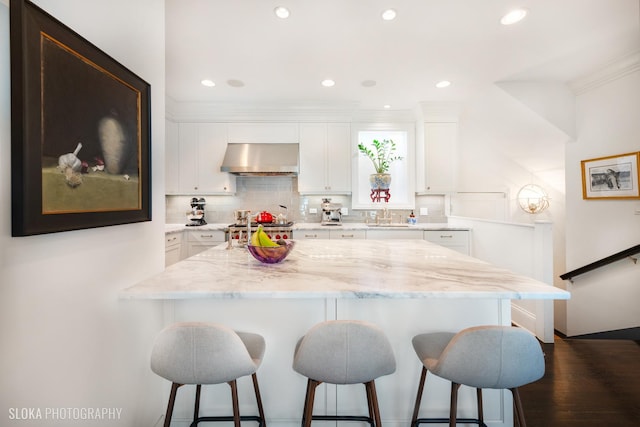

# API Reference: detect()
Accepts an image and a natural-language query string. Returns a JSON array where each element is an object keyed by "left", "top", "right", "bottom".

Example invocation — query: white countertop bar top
[{"left": 123, "top": 239, "right": 569, "bottom": 301}]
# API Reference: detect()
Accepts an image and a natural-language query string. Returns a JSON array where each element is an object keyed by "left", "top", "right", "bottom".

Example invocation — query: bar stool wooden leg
[
  {"left": 366, "top": 380, "right": 382, "bottom": 427},
  {"left": 251, "top": 373, "right": 267, "bottom": 427},
  {"left": 511, "top": 387, "right": 526, "bottom": 427},
  {"left": 449, "top": 382, "right": 461, "bottom": 426},
  {"left": 411, "top": 366, "right": 428, "bottom": 426},
  {"left": 164, "top": 383, "right": 182, "bottom": 427},
  {"left": 194, "top": 384, "right": 202, "bottom": 423},
  {"left": 303, "top": 379, "right": 320, "bottom": 427},
  {"left": 476, "top": 388, "right": 484, "bottom": 424},
  {"left": 228, "top": 380, "right": 241, "bottom": 427},
  {"left": 365, "top": 382, "right": 375, "bottom": 423}
]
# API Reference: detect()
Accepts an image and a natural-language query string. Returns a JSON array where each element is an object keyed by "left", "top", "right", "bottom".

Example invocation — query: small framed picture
[{"left": 581, "top": 152, "right": 640, "bottom": 200}]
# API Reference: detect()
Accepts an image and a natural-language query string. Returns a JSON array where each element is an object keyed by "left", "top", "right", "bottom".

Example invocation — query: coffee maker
[
  {"left": 186, "top": 197, "right": 207, "bottom": 226},
  {"left": 321, "top": 198, "right": 342, "bottom": 225}
]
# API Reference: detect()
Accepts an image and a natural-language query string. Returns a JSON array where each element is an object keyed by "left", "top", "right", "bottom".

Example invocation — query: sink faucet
[{"left": 377, "top": 206, "right": 392, "bottom": 224}]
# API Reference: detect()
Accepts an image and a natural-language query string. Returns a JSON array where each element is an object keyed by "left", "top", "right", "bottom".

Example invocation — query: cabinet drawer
[
  {"left": 165, "top": 232, "right": 183, "bottom": 248},
  {"left": 187, "top": 230, "right": 226, "bottom": 243},
  {"left": 424, "top": 230, "right": 468, "bottom": 246},
  {"left": 367, "top": 229, "right": 423, "bottom": 240},
  {"left": 329, "top": 229, "right": 366, "bottom": 239},
  {"left": 293, "top": 230, "right": 330, "bottom": 239}
]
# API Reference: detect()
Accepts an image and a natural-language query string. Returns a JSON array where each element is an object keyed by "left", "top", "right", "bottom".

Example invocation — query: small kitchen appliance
[
  {"left": 321, "top": 198, "right": 342, "bottom": 225},
  {"left": 186, "top": 197, "right": 207, "bottom": 226}
]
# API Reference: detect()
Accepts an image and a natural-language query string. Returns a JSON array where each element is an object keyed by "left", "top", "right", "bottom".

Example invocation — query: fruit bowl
[{"left": 247, "top": 241, "right": 296, "bottom": 264}]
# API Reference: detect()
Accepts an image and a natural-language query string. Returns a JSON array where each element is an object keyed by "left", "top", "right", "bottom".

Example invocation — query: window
[{"left": 352, "top": 125, "right": 415, "bottom": 209}]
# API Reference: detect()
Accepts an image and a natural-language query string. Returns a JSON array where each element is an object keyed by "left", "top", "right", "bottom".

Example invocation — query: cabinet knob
[{"left": 305, "top": 234, "right": 317, "bottom": 238}]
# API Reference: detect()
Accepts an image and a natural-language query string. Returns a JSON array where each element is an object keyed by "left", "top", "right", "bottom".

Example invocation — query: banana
[
  {"left": 257, "top": 227, "right": 280, "bottom": 247},
  {"left": 250, "top": 226, "right": 262, "bottom": 246}
]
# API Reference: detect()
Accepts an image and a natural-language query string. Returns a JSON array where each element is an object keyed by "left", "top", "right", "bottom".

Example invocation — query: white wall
[
  {"left": 0, "top": 1, "right": 166, "bottom": 426},
  {"left": 564, "top": 62, "right": 640, "bottom": 336}
]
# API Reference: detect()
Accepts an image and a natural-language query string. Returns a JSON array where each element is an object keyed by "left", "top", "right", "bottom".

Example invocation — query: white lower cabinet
[
  {"left": 293, "top": 229, "right": 331, "bottom": 239},
  {"left": 366, "top": 229, "right": 423, "bottom": 240},
  {"left": 186, "top": 230, "right": 226, "bottom": 257},
  {"left": 424, "top": 230, "right": 470, "bottom": 255},
  {"left": 165, "top": 233, "right": 183, "bottom": 267},
  {"left": 330, "top": 229, "right": 366, "bottom": 239}
]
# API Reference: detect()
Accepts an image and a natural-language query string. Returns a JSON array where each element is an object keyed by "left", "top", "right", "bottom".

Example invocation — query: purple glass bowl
[{"left": 247, "top": 241, "right": 295, "bottom": 264}]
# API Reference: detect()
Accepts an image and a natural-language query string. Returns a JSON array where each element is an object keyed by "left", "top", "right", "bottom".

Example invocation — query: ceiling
[{"left": 165, "top": 0, "right": 639, "bottom": 112}]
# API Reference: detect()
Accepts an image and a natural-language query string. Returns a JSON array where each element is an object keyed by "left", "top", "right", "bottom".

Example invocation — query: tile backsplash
[{"left": 166, "top": 177, "right": 447, "bottom": 224}]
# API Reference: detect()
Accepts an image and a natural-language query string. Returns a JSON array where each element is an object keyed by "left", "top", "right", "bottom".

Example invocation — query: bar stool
[
  {"left": 410, "top": 325, "right": 545, "bottom": 427},
  {"left": 292, "top": 320, "right": 396, "bottom": 427},
  {"left": 150, "top": 322, "right": 266, "bottom": 427}
]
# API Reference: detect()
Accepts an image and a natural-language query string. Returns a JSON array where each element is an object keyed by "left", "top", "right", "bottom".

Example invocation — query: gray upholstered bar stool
[
  {"left": 150, "top": 322, "right": 266, "bottom": 427},
  {"left": 292, "top": 320, "right": 396, "bottom": 427},
  {"left": 410, "top": 325, "right": 545, "bottom": 427}
]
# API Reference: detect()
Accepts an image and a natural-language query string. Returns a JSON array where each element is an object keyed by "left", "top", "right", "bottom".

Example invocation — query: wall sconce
[{"left": 517, "top": 184, "right": 550, "bottom": 214}]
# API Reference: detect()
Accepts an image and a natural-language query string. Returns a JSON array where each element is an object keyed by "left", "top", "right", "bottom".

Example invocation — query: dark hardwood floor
[{"left": 519, "top": 335, "right": 640, "bottom": 426}]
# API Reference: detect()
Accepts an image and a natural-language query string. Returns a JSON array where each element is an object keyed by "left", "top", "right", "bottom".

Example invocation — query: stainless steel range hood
[{"left": 220, "top": 143, "right": 299, "bottom": 176}]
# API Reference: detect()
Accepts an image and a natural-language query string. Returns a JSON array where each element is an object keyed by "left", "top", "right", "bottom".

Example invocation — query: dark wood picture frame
[{"left": 10, "top": 0, "right": 151, "bottom": 236}]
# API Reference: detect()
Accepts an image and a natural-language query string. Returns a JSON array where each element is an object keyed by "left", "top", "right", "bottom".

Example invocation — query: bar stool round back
[
  {"left": 151, "top": 322, "right": 266, "bottom": 427},
  {"left": 411, "top": 325, "right": 544, "bottom": 427},
  {"left": 293, "top": 320, "right": 396, "bottom": 427}
]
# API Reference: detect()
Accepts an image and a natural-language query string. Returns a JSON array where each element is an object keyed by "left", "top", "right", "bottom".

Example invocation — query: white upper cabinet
[
  {"left": 170, "top": 122, "right": 235, "bottom": 195},
  {"left": 198, "top": 123, "right": 236, "bottom": 194},
  {"left": 165, "top": 119, "right": 180, "bottom": 194},
  {"left": 416, "top": 103, "right": 460, "bottom": 194},
  {"left": 299, "top": 123, "right": 351, "bottom": 194}
]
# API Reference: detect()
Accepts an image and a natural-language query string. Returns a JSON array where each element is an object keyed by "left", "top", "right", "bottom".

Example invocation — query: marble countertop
[
  {"left": 123, "top": 239, "right": 569, "bottom": 301},
  {"left": 166, "top": 222, "right": 469, "bottom": 234}
]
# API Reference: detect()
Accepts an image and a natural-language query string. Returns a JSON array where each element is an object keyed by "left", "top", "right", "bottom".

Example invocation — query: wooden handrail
[{"left": 560, "top": 244, "right": 640, "bottom": 281}]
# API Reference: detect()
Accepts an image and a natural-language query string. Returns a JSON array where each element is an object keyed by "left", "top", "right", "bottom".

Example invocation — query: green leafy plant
[{"left": 357, "top": 139, "right": 403, "bottom": 173}]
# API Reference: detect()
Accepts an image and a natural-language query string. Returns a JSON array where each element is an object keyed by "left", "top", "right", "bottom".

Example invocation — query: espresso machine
[
  {"left": 321, "top": 198, "right": 342, "bottom": 225},
  {"left": 186, "top": 197, "right": 207, "bottom": 226}
]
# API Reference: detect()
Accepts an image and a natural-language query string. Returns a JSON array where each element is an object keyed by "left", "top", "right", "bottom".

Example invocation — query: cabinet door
[
  {"left": 298, "top": 123, "right": 327, "bottom": 193},
  {"left": 366, "top": 229, "right": 423, "bottom": 240},
  {"left": 326, "top": 123, "right": 351, "bottom": 193},
  {"left": 198, "top": 123, "right": 235, "bottom": 194},
  {"left": 178, "top": 123, "right": 199, "bottom": 193},
  {"left": 165, "top": 119, "right": 180, "bottom": 194},
  {"left": 329, "top": 229, "right": 366, "bottom": 239},
  {"left": 176, "top": 123, "right": 235, "bottom": 195},
  {"left": 299, "top": 123, "right": 351, "bottom": 194},
  {"left": 165, "top": 232, "right": 183, "bottom": 266},
  {"left": 186, "top": 230, "right": 226, "bottom": 257},
  {"left": 293, "top": 229, "right": 330, "bottom": 239},
  {"left": 424, "top": 230, "right": 469, "bottom": 255},
  {"left": 422, "top": 122, "right": 457, "bottom": 193}
]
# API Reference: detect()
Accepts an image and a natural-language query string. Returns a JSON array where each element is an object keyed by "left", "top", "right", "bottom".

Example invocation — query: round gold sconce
[{"left": 517, "top": 184, "right": 550, "bottom": 214}]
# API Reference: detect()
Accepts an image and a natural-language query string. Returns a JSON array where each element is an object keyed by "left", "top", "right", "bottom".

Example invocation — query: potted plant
[{"left": 357, "top": 139, "right": 403, "bottom": 190}]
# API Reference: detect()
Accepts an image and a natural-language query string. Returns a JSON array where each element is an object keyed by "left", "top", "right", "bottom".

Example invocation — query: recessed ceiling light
[
  {"left": 227, "top": 79, "right": 245, "bottom": 88},
  {"left": 501, "top": 8, "right": 528, "bottom": 25},
  {"left": 321, "top": 79, "right": 335, "bottom": 87},
  {"left": 435, "top": 80, "right": 451, "bottom": 88},
  {"left": 201, "top": 79, "right": 215, "bottom": 87},
  {"left": 381, "top": 9, "right": 397, "bottom": 21},
  {"left": 383, "top": 104, "right": 391, "bottom": 109},
  {"left": 274, "top": 6, "right": 290, "bottom": 19}
]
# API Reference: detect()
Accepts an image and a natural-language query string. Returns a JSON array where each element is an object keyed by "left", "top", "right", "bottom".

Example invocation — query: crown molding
[
  {"left": 166, "top": 98, "right": 417, "bottom": 123},
  {"left": 570, "top": 51, "right": 640, "bottom": 95}
]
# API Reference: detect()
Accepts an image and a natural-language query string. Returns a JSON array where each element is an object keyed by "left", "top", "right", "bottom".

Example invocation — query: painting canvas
[
  {"left": 581, "top": 152, "right": 640, "bottom": 200},
  {"left": 10, "top": 0, "right": 151, "bottom": 236}
]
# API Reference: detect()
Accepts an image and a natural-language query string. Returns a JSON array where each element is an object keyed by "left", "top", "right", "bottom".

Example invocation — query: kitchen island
[{"left": 122, "top": 240, "right": 568, "bottom": 427}]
